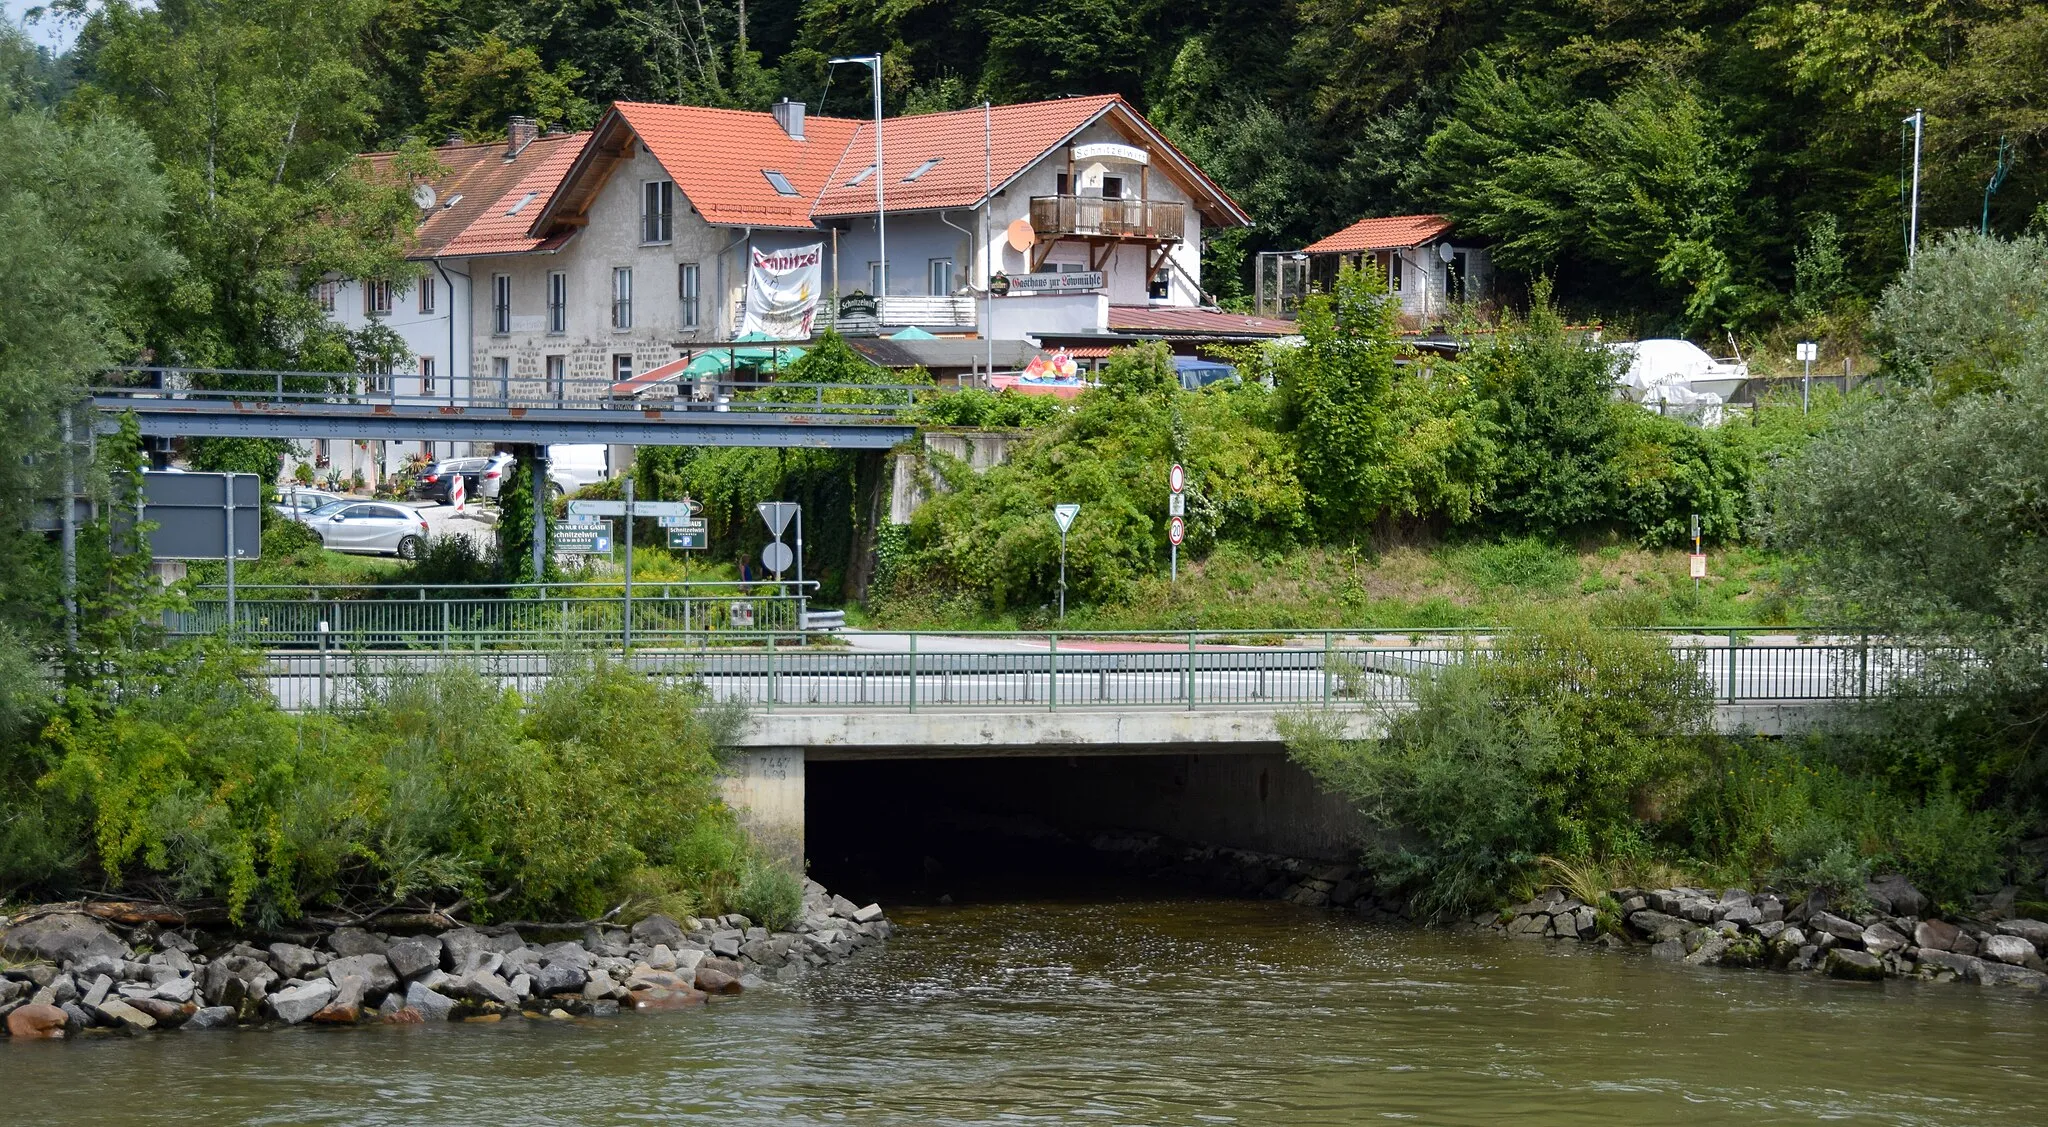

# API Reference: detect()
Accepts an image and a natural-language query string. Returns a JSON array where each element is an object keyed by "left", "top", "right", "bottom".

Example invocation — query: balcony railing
[{"left": 1030, "top": 195, "right": 1185, "bottom": 242}]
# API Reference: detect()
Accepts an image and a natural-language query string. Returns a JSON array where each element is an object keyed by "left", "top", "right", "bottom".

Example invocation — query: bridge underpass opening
[{"left": 803, "top": 752, "right": 1364, "bottom": 905}]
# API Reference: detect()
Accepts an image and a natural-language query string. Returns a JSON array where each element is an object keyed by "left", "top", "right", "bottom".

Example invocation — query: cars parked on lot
[
  {"left": 305, "top": 500, "right": 430, "bottom": 558},
  {"left": 274, "top": 488, "right": 346, "bottom": 522},
  {"left": 414, "top": 452, "right": 516, "bottom": 503}
]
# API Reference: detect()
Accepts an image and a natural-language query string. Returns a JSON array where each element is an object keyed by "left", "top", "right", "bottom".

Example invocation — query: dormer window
[
  {"left": 903, "top": 157, "right": 941, "bottom": 183},
  {"left": 762, "top": 170, "right": 798, "bottom": 196},
  {"left": 846, "top": 165, "right": 875, "bottom": 187}
]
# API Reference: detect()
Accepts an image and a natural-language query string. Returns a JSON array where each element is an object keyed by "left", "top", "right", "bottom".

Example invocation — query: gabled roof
[
  {"left": 1304, "top": 214, "right": 1454, "bottom": 254},
  {"left": 359, "top": 132, "right": 588, "bottom": 260},
  {"left": 811, "top": 95, "right": 1249, "bottom": 226},
  {"left": 535, "top": 103, "right": 862, "bottom": 232},
  {"left": 1106, "top": 306, "right": 1294, "bottom": 337},
  {"left": 440, "top": 132, "right": 591, "bottom": 258}
]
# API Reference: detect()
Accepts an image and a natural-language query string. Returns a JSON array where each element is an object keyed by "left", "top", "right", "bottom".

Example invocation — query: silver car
[
  {"left": 274, "top": 488, "right": 346, "bottom": 523},
  {"left": 307, "top": 501, "right": 430, "bottom": 559}
]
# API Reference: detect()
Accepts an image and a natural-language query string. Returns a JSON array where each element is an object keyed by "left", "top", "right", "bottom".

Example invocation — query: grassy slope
[{"left": 862, "top": 538, "right": 1802, "bottom": 632}]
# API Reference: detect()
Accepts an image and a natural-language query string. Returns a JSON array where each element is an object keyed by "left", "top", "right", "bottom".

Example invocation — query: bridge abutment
[{"left": 720, "top": 747, "right": 806, "bottom": 871}]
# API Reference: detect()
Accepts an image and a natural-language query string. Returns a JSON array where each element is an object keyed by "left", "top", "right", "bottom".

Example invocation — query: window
[
  {"left": 417, "top": 273, "right": 436, "bottom": 314},
  {"left": 367, "top": 361, "right": 391, "bottom": 394},
  {"left": 546, "top": 354, "right": 565, "bottom": 402},
  {"left": 642, "top": 180, "right": 674, "bottom": 244},
  {"left": 505, "top": 191, "right": 537, "bottom": 217},
  {"left": 613, "top": 354, "right": 634, "bottom": 384},
  {"left": 846, "top": 164, "right": 875, "bottom": 187},
  {"left": 927, "top": 258, "right": 953, "bottom": 296},
  {"left": 546, "top": 271, "right": 566, "bottom": 334},
  {"left": 491, "top": 274, "right": 511, "bottom": 334},
  {"left": 762, "top": 170, "right": 798, "bottom": 196},
  {"left": 868, "top": 261, "right": 891, "bottom": 296},
  {"left": 678, "top": 262, "right": 700, "bottom": 328},
  {"left": 1055, "top": 172, "right": 1070, "bottom": 195},
  {"left": 419, "top": 356, "right": 436, "bottom": 396},
  {"left": 1101, "top": 175, "right": 1124, "bottom": 199},
  {"left": 611, "top": 267, "right": 633, "bottom": 329},
  {"left": 1388, "top": 253, "right": 1403, "bottom": 293},
  {"left": 364, "top": 279, "right": 393, "bottom": 316},
  {"left": 903, "top": 157, "right": 941, "bottom": 183},
  {"left": 1149, "top": 268, "right": 1171, "bottom": 301},
  {"left": 492, "top": 356, "right": 510, "bottom": 401},
  {"left": 315, "top": 280, "right": 337, "bottom": 312}
]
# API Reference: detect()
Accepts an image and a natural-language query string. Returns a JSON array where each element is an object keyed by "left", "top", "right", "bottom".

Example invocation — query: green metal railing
[{"left": 259, "top": 630, "right": 1945, "bottom": 714}]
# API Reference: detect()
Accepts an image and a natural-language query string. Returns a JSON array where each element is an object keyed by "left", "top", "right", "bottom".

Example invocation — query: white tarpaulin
[{"left": 741, "top": 244, "right": 823, "bottom": 339}]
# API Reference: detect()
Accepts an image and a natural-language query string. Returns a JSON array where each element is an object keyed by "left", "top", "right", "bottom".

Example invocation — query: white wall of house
[
  {"left": 1384, "top": 242, "right": 1494, "bottom": 320},
  {"left": 305, "top": 263, "right": 474, "bottom": 485}
]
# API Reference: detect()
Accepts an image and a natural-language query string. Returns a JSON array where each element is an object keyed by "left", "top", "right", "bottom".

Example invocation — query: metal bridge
[{"left": 89, "top": 367, "right": 922, "bottom": 448}]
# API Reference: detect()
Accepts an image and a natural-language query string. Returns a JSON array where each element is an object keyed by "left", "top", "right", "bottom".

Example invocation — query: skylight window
[
  {"left": 762, "top": 169, "right": 798, "bottom": 196},
  {"left": 846, "top": 165, "right": 875, "bottom": 186},
  {"left": 902, "top": 157, "right": 942, "bottom": 183},
  {"left": 505, "top": 191, "right": 538, "bottom": 216}
]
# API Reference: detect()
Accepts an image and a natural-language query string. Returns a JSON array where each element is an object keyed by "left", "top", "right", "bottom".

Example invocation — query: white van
[{"left": 546, "top": 445, "right": 611, "bottom": 497}]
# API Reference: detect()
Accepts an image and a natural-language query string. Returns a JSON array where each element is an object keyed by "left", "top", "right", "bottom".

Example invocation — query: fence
[{"left": 256, "top": 630, "right": 1947, "bottom": 714}]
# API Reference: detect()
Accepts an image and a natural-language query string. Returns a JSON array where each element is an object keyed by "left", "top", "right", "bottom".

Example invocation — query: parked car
[
  {"left": 478, "top": 451, "right": 516, "bottom": 499},
  {"left": 413, "top": 457, "right": 489, "bottom": 504},
  {"left": 274, "top": 488, "right": 346, "bottom": 523},
  {"left": 547, "top": 444, "right": 610, "bottom": 498},
  {"left": 306, "top": 501, "right": 430, "bottom": 558}
]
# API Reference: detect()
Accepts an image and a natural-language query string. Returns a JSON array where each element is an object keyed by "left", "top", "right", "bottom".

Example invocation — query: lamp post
[
  {"left": 1904, "top": 108, "right": 1923, "bottom": 260},
  {"left": 831, "top": 55, "right": 885, "bottom": 314}
]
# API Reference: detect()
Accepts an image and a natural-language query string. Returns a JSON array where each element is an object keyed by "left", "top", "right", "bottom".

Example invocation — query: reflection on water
[{"left": 8, "top": 898, "right": 2045, "bottom": 1126}]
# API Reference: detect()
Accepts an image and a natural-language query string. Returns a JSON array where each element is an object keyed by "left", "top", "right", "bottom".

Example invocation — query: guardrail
[
  {"left": 256, "top": 632, "right": 1949, "bottom": 714},
  {"left": 168, "top": 592, "right": 817, "bottom": 647}
]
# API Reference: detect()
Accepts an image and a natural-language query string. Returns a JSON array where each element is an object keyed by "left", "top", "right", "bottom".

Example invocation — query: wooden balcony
[{"left": 1030, "top": 196, "right": 1185, "bottom": 243}]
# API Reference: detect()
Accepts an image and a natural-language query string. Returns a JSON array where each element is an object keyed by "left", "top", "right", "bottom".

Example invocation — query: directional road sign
[
  {"left": 568, "top": 499, "right": 699, "bottom": 518},
  {"left": 1053, "top": 503, "right": 1080, "bottom": 534},
  {"left": 757, "top": 501, "right": 799, "bottom": 537},
  {"left": 552, "top": 520, "right": 612, "bottom": 553},
  {"left": 668, "top": 527, "right": 707, "bottom": 550},
  {"left": 658, "top": 515, "right": 706, "bottom": 528}
]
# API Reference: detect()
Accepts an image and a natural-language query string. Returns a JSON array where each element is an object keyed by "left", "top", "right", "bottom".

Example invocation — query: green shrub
[
  {"left": 728, "top": 858, "right": 804, "bottom": 931},
  {"left": 1453, "top": 537, "right": 1579, "bottom": 590}
]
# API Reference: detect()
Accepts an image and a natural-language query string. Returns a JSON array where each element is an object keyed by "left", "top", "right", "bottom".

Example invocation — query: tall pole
[
  {"left": 832, "top": 56, "right": 887, "bottom": 306},
  {"left": 1907, "top": 108, "right": 1924, "bottom": 260},
  {"left": 60, "top": 408, "right": 77, "bottom": 653},
  {"left": 1058, "top": 527, "right": 1068, "bottom": 622},
  {"left": 622, "top": 475, "right": 634, "bottom": 651},
  {"left": 531, "top": 448, "right": 547, "bottom": 582},
  {"left": 985, "top": 101, "right": 994, "bottom": 386}
]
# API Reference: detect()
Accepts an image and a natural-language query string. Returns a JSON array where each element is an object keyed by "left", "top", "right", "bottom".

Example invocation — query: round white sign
[
  {"left": 1169, "top": 463, "right": 1185, "bottom": 493},
  {"left": 761, "top": 541, "right": 795, "bottom": 575}
]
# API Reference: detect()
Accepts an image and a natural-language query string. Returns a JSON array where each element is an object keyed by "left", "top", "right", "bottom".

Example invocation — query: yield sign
[
  {"left": 1053, "top": 503, "right": 1080, "bottom": 534},
  {"left": 757, "top": 501, "right": 799, "bottom": 537}
]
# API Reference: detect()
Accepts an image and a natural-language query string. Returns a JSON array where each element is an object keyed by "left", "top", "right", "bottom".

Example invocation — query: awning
[{"left": 609, "top": 342, "right": 805, "bottom": 397}]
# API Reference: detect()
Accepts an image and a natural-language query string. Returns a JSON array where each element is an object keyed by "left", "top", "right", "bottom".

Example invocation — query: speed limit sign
[{"left": 1168, "top": 516, "right": 1185, "bottom": 545}]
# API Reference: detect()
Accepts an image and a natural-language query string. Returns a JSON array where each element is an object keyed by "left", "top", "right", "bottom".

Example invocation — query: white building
[{"left": 1283, "top": 213, "right": 1494, "bottom": 325}]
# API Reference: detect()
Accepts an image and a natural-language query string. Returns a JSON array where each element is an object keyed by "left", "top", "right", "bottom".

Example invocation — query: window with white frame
[
  {"left": 546, "top": 354, "right": 565, "bottom": 402},
  {"left": 417, "top": 273, "right": 436, "bottom": 314},
  {"left": 612, "top": 267, "right": 633, "bottom": 330},
  {"left": 928, "top": 258, "right": 953, "bottom": 296},
  {"left": 642, "top": 180, "right": 674, "bottom": 244},
  {"left": 367, "top": 361, "right": 391, "bottom": 394},
  {"left": 678, "top": 262, "right": 700, "bottom": 328},
  {"left": 419, "top": 356, "right": 436, "bottom": 396},
  {"left": 547, "top": 271, "right": 566, "bottom": 334},
  {"left": 613, "top": 354, "right": 634, "bottom": 384},
  {"left": 316, "top": 280, "right": 337, "bottom": 312},
  {"left": 364, "top": 279, "right": 393, "bottom": 316},
  {"left": 491, "top": 274, "right": 511, "bottom": 334}
]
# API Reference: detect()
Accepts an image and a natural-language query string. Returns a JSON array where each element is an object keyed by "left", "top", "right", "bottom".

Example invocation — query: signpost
[
  {"left": 1796, "top": 340, "right": 1818, "bottom": 414},
  {"left": 665, "top": 520, "right": 707, "bottom": 551},
  {"left": 551, "top": 521, "right": 612, "bottom": 554},
  {"left": 135, "top": 471, "right": 262, "bottom": 623},
  {"left": 1168, "top": 463, "right": 1185, "bottom": 584},
  {"left": 1689, "top": 512, "right": 1706, "bottom": 601},
  {"left": 1053, "top": 503, "right": 1080, "bottom": 621},
  {"left": 757, "top": 501, "right": 805, "bottom": 625}
]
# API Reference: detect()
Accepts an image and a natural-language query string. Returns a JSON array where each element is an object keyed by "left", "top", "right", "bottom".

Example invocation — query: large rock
[
  {"left": 630, "top": 915, "right": 686, "bottom": 950},
  {"left": 384, "top": 937, "right": 442, "bottom": 980},
  {"left": 1982, "top": 934, "right": 2035, "bottom": 966},
  {"left": 0, "top": 913, "right": 127, "bottom": 966},
  {"left": 1861, "top": 923, "right": 1909, "bottom": 957},
  {"left": 1914, "top": 919, "right": 1961, "bottom": 952},
  {"left": 403, "top": 980, "right": 456, "bottom": 1022},
  {"left": 184, "top": 1006, "right": 237, "bottom": 1030},
  {"left": 94, "top": 996, "right": 158, "bottom": 1030},
  {"left": 852, "top": 904, "right": 885, "bottom": 924},
  {"left": 695, "top": 967, "right": 743, "bottom": 994},
  {"left": 1996, "top": 919, "right": 2048, "bottom": 950},
  {"left": 1972, "top": 961, "right": 2048, "bottom": 991},
  {"left": 531, "top": 961, "right": 586, "bottom": 996},
  {"left": 1824, "top": 949, "right": 1886, "bottom": 981},
  {"left": 1917, "top": 950, "right": 1981, "bottom": 978},
  {"left": 5, "top": 1002, "right": 68, "bottom": 1040},
  {"left": 311, "top": 976, "right": 366, "bottom": 1024},
  {"left": 323, "top": 954, "right": 399, "bottom": 1000},
  {"left": 455, "top": 971, "right": 520, "bottom": 1008},
  {"left": 1628, "top": 910, "right": 1690, "bottom": 943},
  {"left": 436, "top": 928, "right": 495, "bottom": 972},
  {"left": 266, "top": 942, "right": 320, "bottom": 980},
  {"left": 267, "top": 980, "right": 338, "bottom": 1025},
  {"left": 539, "top": 942, "right": 593, "bottom": 972},
  {"left": 126, "top": 997, "right": 193, "bottom": 1026},
  {"left": 628, "top": 982, "right": 707, "bottom": 1010},
  {"left": 1809, "top": 912, "right": 1865, "bottom": 943},
  {"left": 326, "top": 928, "right": 389, "bottom": 958},
  {"left": 1866, "top": 875, "right": 1927, "bottom": 919}
]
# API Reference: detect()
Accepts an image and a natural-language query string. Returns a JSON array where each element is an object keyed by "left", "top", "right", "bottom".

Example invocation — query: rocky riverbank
[
  {"left": 0, "top": 879, "right": 889, "bottom": 1041},
  {"left": 1490, "top": 879, "right": 2048, "bottom": 994}
]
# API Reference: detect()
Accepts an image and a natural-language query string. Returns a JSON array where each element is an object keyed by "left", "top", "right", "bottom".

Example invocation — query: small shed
[{"left": 1261, "top": 213, "right": 1492, "bottom": 323}]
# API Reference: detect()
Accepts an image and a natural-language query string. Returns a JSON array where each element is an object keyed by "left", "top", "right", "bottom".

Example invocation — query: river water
[{"left": 9, "top": 898, "right": 2046, "bottom": 1125}]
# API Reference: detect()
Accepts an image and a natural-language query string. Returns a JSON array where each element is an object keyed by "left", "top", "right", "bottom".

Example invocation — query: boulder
[
  {"left": 628, "top": 983, "right": 707, "bottom": 1010},
  {"left": 403, "top": 980, "right": 456, "bottom": 1022},
  {"left": 1861, "top": 923, "right": 1909, "bottom": 957},
  {"left": 384, "top": 1007, "right": 426, "bottom": 1025},
  {"left": 1719, "top": 904, "right": 1763, "bottom": 928},
  {"left": 325, "top": 928, "right": 389, "bottom": 958},
  {"left": 151, "top": 975, "right": 198, "bottom": 1004},
  {"left": 310, "top": 975, "right": 366, "bottom": 1023},
  {"left": 126, "top": 997, "right": 193, "bottom": 1026},
  {"left": 95, "top": 996, "right": 158, "bottom": 1030},
  {"left": 266, "top": 942, "right": 320, "bottom": 980},
  {"left": 1916, "top": 950, "right": 1981, "bottom": 978},
  {"left": 268, "top": 980, "right": 339, "bottom": 1024},
  {"left": 583, "top": 970, "right": 622, "bottom": 1000},
  {"left": 629, "top": 915, "right": 686, "bottom": 950},
  {"left": 852, "top": 904, "right": 885, "bottom": 924},
  {"left": 384, "top": 936, "right": 442, "bottom": 981},
  {"left": 30, "top": 974, "right": 77, "bottom": 1008},
  {"left": 532, "top": 961, "right": 586, "bottom": 996},
  {"left": 539, "top": 942, "right": 593, "bottom": 972},
  {"left": 1809, "top": 912, "right": 1865, "bottom": 943},
  {"left": 508, "top": 973, "right": 532, "bottom": 1000},
  {"left": 81, "top": 973, "right": 112, "bottom": 1010},
  {"left": 1866, "top": 875, "right": 1927, "bottom": 919},
  {"left": 643, "top": 944, "right": 677, "bottom": 971},
  {"left": 1824, "top": 949, "right": 1886, "bottom": 981},
  {"left": 500, "top": 947, "right": 545, "bottom": 979},
  {"left": 1650, "top": 938, "right": 1685, "bottom": 961},
  {"left": 1628, "top": 910, "right": 1690, "bottom": 943},
  {"left": 1758, "top": 898, "right": 1785, "bottom": 924},
  {"left": 694, "top": 967, "right": 743, "bottom": 994},
  {"left": 1914, "top": 919, "right": 1961, "bottom": 952},
  {"left": 323, "top": 954, "right": 399, "bottom": 1001},
  {"left": 437, "top": 928, "right": 494, "bottom": 972},
  {"left": 1996, "top": 919, "right": 2048, "bottom": 950},
  {"left": 455, "top": 971, "right": 520, "bottom": 1009},
  {"left": 1, "top": 913, "right": 129, "bottom": 968},
  {"left": 184, "top": 1006, "right": 237, "bottom": 1030},
  {"left": 5, "top": 1002, "right": 68, "bottom": 1040},
  {"left": 1972, "top": 961, "right": 2048, "bottom": 991},
  {"left": 1684, "top": 936, "right": 1732, "bottom": 965},
  {"left": 1982, "top": 934, "right": 2035, "bottom": 966}
]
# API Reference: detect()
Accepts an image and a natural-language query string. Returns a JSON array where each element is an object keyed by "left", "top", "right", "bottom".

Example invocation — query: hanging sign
[{"left": 741, "top": 243, "right": 823, "bottom": 339}]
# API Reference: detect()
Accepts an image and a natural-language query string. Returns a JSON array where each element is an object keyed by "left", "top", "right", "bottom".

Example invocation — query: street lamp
[{"left": 830, "top": 55, "right": 885, "bottom": 314}]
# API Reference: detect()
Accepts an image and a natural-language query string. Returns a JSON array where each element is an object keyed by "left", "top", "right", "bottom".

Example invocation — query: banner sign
[
  {"left": 1004, "top": 271, "right": 1105, "bottom": 295},
  {"left": 741, "top": 243, "right": 823, "bottom": 339}
]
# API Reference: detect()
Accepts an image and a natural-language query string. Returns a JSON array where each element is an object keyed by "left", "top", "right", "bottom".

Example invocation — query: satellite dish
[
  {"left": 411, "top": 182, "right": 438, "bottom": 210},
  {"left": 1437, "top": 241, "right": 1455, "bottom": 263},
  {"left": 1006, "top": 219, "right": 1037, "bottom": 253}
]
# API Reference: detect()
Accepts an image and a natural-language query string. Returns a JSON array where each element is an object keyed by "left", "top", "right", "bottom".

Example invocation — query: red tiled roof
[
  {"left": 612, "top": 102, "right": 862, "bottom": 229},
  {"left": 1106, "top": 306, "right": 1294, "bottom": 337},
  {"left": 1304, "top": 214, "right": 1453, "bottom": 254},
  {"left": 359, "top": 141, "right": 525, "bottom": 259},
  {"left": 440, "top": 133, "right": 591, "bottom": 257}
]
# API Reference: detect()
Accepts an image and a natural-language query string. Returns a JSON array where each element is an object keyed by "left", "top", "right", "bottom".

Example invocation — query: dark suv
[{"left": 413, "top": 457, "right": 487, "bottom": 504}]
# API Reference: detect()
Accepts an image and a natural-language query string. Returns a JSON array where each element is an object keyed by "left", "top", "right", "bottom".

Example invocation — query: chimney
[
  {"left": 443, "top": 131, "right": 465, "bottom": 146},
  {"left": 772, "top": 98, "right": 806, "bottom": 141},
  {"left": 545, "top": 123, "right": 568, "bottom": 136},
  {"left": 506, "top": 116, "right": 537, "bottom": 158}
]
